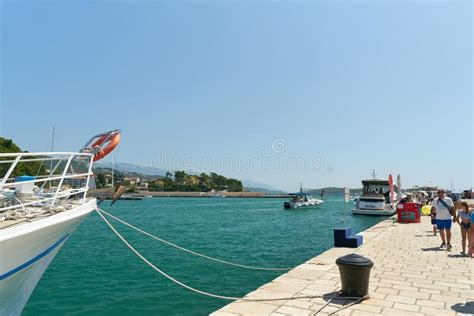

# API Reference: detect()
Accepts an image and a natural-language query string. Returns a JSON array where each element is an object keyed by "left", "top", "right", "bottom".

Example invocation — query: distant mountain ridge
[
  {"left": 95, "top": 162, "right": 167, "bottom": 176},
  {"left": 244, "top": 187, "right": 287, "bottom": 195},
  {"left": 305, "top": 187, "right": 362, "bottom": 194},
  {"left": 93, "top": 166, "right": 160, "bottom": 181},
  {"left": 240, "top": 179, "right": 284, "bottom": 192}
]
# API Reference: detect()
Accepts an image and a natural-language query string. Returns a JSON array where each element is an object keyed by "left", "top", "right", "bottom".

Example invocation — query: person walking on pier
[
  {"left": 470, "top": 211, "right": 474, "bottom": 258},
  {"left": 430, "top": 189, "right": 456, "bottom": 250}
]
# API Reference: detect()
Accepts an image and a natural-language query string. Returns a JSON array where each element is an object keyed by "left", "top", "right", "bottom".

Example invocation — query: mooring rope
[
  {"left": 312, "top": 294, "right": 370, "bottom": 315},
  {"left": 96, "top": 208, "right": 309, "bottom": 300},
  {"left": 96, "top": 208, "right": 370, "bottom": 309},
  {"left": 328, "top": 295, "right": 369, "bottom": 315},
  {"left": 97, "top": 208, "right": 292, "bottom": 271}
]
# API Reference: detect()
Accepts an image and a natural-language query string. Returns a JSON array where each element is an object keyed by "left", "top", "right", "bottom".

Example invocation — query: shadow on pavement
[
  {"left": 420, "top": 247, "right": 443, "bottom": 252},
  {"left": 451, "top": 301, "right": 474, "bottom": 314},
  {"left": 447, "top": 253, "right": 469, "bottom": 258}
]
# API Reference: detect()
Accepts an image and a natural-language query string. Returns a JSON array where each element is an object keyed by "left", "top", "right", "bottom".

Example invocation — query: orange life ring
[
  {"left": 93, "top": 133, "right": 120, "bottom": 161},
  {"left": 91, "top": 135, "right": 108, "bottom": 148}
]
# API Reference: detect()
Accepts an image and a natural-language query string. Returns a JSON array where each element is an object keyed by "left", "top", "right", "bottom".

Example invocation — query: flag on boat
[
  {"left": 344, "top": 187, "right": 350, "bottom": 203},
  {"left": 396, "top": 174, "right": 402, "bottom": 202},
  {"left": 388, "top": 174, "right": 394, "bottom": 205}
]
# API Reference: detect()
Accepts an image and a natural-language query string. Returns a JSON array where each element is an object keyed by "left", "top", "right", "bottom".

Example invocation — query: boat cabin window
[
  {"left": 363, "top": 184, "right": 389, "bottom": 195},
  {"left": 292, "top": 194, "right": 310, "bottom": 202},
  {"left": 362, "top": 182, "right": 392, "bottom": 203}
]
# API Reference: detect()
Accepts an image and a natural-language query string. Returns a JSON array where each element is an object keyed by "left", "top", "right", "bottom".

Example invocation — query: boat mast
[
  {"left": 50, "top": 127, "right": 55, "bottom": 171},
  {"left": 112, "top": 153, "right": 115, "bottom": 189}
]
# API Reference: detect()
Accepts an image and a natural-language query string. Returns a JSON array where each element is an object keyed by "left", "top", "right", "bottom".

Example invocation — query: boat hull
[
  {"left": 351, "top": 207, "right": 395, "bottom": 216},
  {"left": 352, "top": 194, "right": 395, "bottom": 216},
  {"left": 284, "top": 200, "right": 323, "bottom": 209},
  {"left": 0, "top": 199, "right": 96, "bottom": 315}
]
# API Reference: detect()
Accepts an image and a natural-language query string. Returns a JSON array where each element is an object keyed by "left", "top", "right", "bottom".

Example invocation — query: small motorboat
[{"left": 284, "top": 185, "right": 323, "bottom": 209}]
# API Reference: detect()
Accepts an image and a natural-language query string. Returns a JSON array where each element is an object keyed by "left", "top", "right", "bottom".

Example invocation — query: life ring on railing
[{"left": 93, "top": 133, "right": 120, "bottom": 161}]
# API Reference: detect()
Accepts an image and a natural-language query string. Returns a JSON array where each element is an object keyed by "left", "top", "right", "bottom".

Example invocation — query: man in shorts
[{"left": 430, "top": 189, "right": 456, "bottom": 250}]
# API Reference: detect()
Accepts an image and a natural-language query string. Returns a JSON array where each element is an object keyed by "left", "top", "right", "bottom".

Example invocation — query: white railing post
[
  {"left": 0, "top": 189, "right": 88, "bottom": 212},
  {"left": 83, "top": 155, "right": 94, "bottom": 204},
  {"left": 0, "top": 152, "right": 95, "bottom": 214},
  {"left": 51, "top": 154, "right": 74, "bottom": 206},
  {"left": 40, "top": 158, "right": 63, "bottom": 189},
  {"left": 1, "top": 154, "right": 22, "bottom": 188}
]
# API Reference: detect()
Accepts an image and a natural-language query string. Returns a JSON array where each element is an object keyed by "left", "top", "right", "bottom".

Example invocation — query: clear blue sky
[{"left": 1, "top": 1, "right": 472, "bottom": 192}]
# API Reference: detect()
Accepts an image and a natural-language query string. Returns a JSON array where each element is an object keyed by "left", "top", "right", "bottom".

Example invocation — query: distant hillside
[{"left": 244, "top": 187, "right": 288, "bottom": 195}]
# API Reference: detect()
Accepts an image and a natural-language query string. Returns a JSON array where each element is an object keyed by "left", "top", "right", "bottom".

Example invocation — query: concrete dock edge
[{"left": 211, "top": 216, "right": 474, "bottom": 316}]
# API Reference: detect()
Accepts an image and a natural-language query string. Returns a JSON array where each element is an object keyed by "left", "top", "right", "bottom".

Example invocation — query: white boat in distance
[
  {"left": 284, "top": 186, "right": 323, "bottom": 209},
  {"left": 352, "top": 178, "right": 396, "bottom": 216},
  {"left": 0, "top": 130, "right": 120, "bottom": 315}
]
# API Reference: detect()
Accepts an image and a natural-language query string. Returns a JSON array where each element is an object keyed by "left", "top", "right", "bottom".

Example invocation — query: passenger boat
[
  {"left": 284, "top": 186, "right": 323, "bottom": 209},
  {"left": 352, "top": 177, "right": 396, "bottom": 216},
  {"left": 0, "top": 130, "right": 120, "bottom": 315}
]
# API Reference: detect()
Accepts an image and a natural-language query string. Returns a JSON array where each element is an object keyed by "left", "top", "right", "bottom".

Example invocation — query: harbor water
[{"left": 23, "top": 197, "right": 387, "bottom": 315}]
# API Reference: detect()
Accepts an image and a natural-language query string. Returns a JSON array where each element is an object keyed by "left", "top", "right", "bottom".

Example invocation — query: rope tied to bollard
[{"left": 312, "top": 293, "right": 370, "bottom": 315}]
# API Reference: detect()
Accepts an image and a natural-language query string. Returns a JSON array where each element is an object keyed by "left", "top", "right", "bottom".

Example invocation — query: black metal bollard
[{"left": 336, "top": 254, "right": 374, "bottom": 297}]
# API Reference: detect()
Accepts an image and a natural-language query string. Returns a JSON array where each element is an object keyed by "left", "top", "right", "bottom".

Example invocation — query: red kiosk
[{"left": 397, "top": 202, "right": 421, "bottom": 223}]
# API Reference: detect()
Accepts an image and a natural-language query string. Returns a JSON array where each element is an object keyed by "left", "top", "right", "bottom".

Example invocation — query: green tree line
[
  {"left": 0, "top": 137, "right": 46, "bottom": 177},
  {"left": 148, "top": 171, "right": 243, "bottom": 192}
]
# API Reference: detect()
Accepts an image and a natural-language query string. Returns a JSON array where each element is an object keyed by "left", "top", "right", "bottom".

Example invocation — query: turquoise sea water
[{"left": 23, "top": 197, "right": 386, "bottom": 315}]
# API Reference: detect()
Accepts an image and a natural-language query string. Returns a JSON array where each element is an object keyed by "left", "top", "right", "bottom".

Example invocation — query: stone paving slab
[{"left": 211, "top": 216, "right": 473, "bottom": 315}]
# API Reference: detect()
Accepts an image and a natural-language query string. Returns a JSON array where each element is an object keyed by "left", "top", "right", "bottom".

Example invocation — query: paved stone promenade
[{"left": 212, "top": 216, "right": 473, "bottom": 316}]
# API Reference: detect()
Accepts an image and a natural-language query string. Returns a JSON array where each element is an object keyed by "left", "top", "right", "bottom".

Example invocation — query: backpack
[{"left": 437, "top": 198, "right": 455, "bottom": 216}]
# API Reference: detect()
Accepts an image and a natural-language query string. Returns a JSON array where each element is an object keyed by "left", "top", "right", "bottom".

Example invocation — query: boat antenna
[
  {"left": 371, "top": 169, "right": 377, "bottom": 179},
  {"left": 300, "top": 182, "right": 303, "bottom": 194}
]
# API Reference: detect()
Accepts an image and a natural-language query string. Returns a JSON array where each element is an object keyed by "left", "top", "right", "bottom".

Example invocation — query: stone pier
[{"left": 212, "top": 216, "right": 474, "bottom": 315}]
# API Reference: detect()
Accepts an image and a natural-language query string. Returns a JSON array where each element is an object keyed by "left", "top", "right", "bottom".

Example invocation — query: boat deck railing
[{"left": 0, "top": 152, "right": 94, "bottom": 214}]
